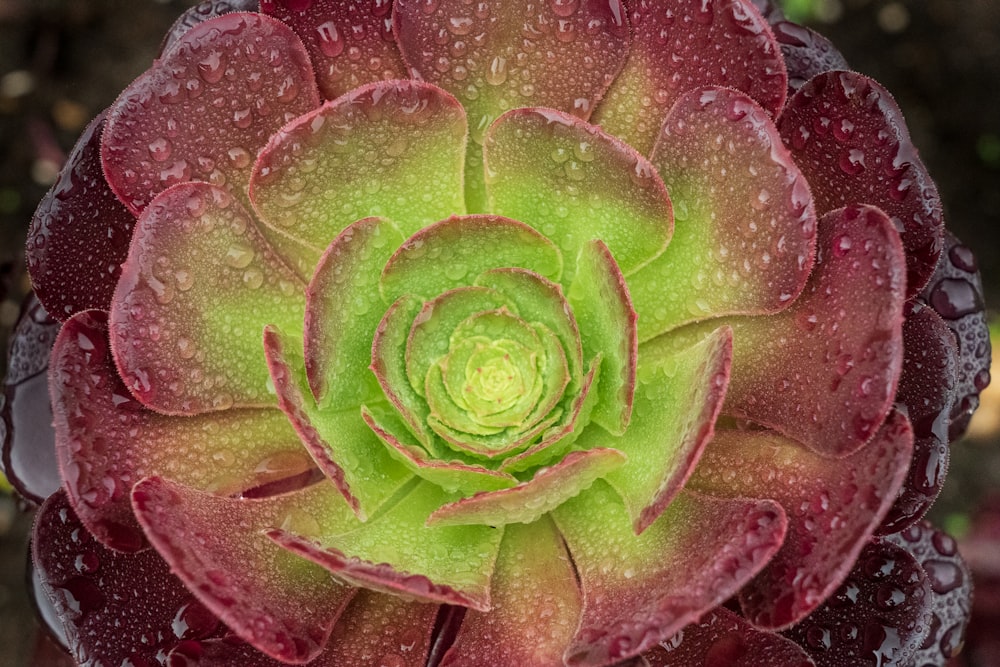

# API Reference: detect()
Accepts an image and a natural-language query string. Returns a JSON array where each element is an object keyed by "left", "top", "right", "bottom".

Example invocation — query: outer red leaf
[
  {"left": 26, "top": 111, "right": 137, "bottom": 320},
  {"left": 594, "top": 0, "right": 788, "bottom": 155},
  {"left": 102, "top": 12, "right": 320, "bottom": 215},
  {"left": 393, "top": 0, "right": 629, "bottom": 137},
  {"left": 782, "top": 538, "right": 934, "bottom": 667},
  {"left": 50, "top": 310, "right": 313, "bottom": 553},
  {"left": 393, "top": 0, "right": 630, "bottom": 209},
  {"left": 161, "top": 0, "right": 262, "bottom": 53},
  {"left": 1, "top": 293, "right": 59, "bottom": 504},
  {"left": 32, "top": 491, "right": 225, "bottom": 667},
  {"left": 642, "top": 607, "right": 815, "bottom": 666},
  {"left": 552, "top": 483, "right": 787, "bottom": 665},
  {"left": 689, "top": 410, "right": 915, "bottom": 629},
  {"left": 260, "top": 0, "right": 407, "bottom": 99},
  {"left": 131, "top": 476, "right": 357, "bottom": 663},
  {"left": 721, "top": 204, "right": 906, "bottom": 457},
  {"left": 779, "top": 71, "right": 944, "bottom": 296}
]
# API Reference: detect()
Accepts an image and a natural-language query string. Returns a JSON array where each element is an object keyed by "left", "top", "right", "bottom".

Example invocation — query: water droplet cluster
[
  {"left": 879, "top": 302, "right": 957, "bottom": 534},
  {"left": 885, "top": 521, "right": 972, "bottom": 666},
  {"left": 725, "top": 205, "right": 905, "bottom": 458},
  {"left": 772, "top": 20, "right": 849, "bottom": 93},
  {"left": 251, "top": 80, "right": 467, "bottom": 258},
  {"left": 692, "top": 410, "right": 914, "bottom": 629},
  {"left": 394, "top": 0, "right": 629, "bottom": 147},
  {"left": 783, "top": 538, "right": 932, "bottom": 667}
]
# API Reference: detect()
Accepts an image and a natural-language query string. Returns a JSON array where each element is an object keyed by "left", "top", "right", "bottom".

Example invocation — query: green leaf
[
  {"left": 304, "top": 217, "right": 406, "bottom": 410},
  {"left": 484, "top": 108, "right": 673, "bottom": 284},
  {"left": 380, "top": 215, "right": 563, "bottom": 303},
  {"left": 567, "top": 240, "right": 637, "bottom": 436},
  {"left": 269, "top": 481, "right": 505, "bottom": 611},
  {"left": 405, "top": 287, "right": 517, "bottom": 399},
  {"left": 475, "top": 268, "right": 583, "bottom": 393},
  {"left": 602, "top": 326, "right": 733, "bottom": 533}
]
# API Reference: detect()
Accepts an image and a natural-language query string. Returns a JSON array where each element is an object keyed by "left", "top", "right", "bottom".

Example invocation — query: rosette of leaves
[{"left": 2, "top": 0, "right": 989, "bottom": 666}]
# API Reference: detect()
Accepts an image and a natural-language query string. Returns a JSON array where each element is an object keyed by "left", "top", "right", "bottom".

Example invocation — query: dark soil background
[{"left": 0, "top": 0, "right": 998, "bottom": 665}]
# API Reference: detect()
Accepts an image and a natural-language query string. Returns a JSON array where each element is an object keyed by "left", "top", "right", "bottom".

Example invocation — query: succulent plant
[{"left": 1, "top": 0, "right": 991, "bottom": 665}]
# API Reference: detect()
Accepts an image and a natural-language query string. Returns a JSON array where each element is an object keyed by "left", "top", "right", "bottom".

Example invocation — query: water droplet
[
  {"left": 447, "top": 16, "right": 474, "bottom": 35},
  {"left": 197, "top": 51, "right": 225, "bottom": 84},
  {"left": 839, "top": 148, "right": 866, "bottom": 175},
  {"left": 550, "top": 0, "right": 580, "bottom": 18},
  {"left": 147, "top": 137, "right": 172, "bottom": 162},
  {"left": 232, "top": 107, "right": 253, "bottom": 129},
  {"left": 225, "top": 243, "right": 255, "bottom": 269},
  {"left": 227, "top": 147, "right": 251, "bottom": 168},
  {"left": 316, "top": 21, "right": 344, "bottom": 57},
  {"left": 486, "top": 56, "right": 508, "bottom": 86},
  {"left": 929, "top": 277, "right": 981, "bottom": 320}
]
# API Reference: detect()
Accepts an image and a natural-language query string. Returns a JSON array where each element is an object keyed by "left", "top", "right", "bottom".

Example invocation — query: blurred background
[{"left": 1, "top": 0, "right": 998, "bottom": 664}]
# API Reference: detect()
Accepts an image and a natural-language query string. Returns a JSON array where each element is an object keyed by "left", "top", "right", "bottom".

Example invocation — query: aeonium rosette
[{"left": 2, "top": 0, "right": 990, "bottom": 665}]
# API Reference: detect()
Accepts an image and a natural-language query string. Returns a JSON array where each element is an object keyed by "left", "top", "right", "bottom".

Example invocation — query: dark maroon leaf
[
  {"left": 779, "top": 71, "right": 944, "bottom": 297},
  {"left": 32, "top": 491, "right": 225, "bottom": 667},
  {"left": 25, "top": 111, "right": 137, "bottom": 320},
  {"left": 879, "top": 302, "right": 957, "bottom": 534},
  {"left": 161, "top": 0, "right": 261, "bottom": 54},
  {"left": 691, "top": 409, "right": 914, "bottom": 629},
  {"left": 643, "top": 607, "right": 815, "bottom": 666},
  {"left": 772, "top": 21, "right": 850, "bottom": 93},
  {"left": 746, "top": 0, "right": 785, "bottom": 23},
  {"left": 917, "top": 231, "right": 992, "bottom": 441},
  {"left": 885, "top": 522, "right": 972, "bottom": 666},
  {"left": 1, "top": 293, "right": 58, "bottom": 505},
  {"left": 27, "top": 552, "right": 72, "bottom": 655},
  {"left": 782, "top": 538, "right": 933, "bottom": 667}
]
